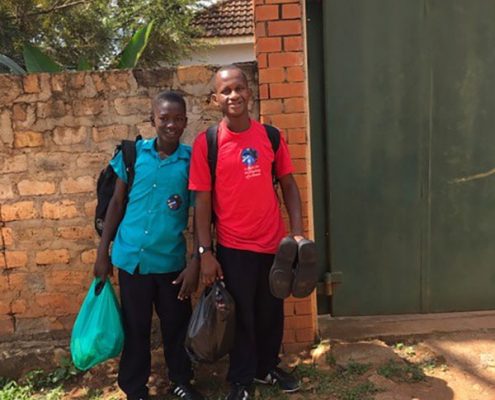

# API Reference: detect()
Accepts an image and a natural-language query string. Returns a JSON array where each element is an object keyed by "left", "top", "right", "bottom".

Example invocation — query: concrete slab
[{"left": 319, "top": 310, "right": 495, "bottom": 341}]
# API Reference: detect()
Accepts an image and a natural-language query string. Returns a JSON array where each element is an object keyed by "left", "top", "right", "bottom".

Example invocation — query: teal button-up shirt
[{"left": 110, "top": 138, "right": 193, "bottom": 274}]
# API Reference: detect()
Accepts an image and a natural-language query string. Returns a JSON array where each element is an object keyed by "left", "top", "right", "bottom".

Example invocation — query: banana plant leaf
[
  {"left": 23, "top": 45, "right": 63, "bottom": 73},
  {"left": 77, "top": 58, "right": 92, "bottom": 71},
  {"left": 117, "top": 20, "right": 154, "bottom": 69},
  {"left": 0, "top": 54, "right": 26, "bottom": 74}
]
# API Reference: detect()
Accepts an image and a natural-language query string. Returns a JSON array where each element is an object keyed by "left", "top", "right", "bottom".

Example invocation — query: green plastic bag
[{"left": 70, "top": 279, "right": 124, "bottom": 370}]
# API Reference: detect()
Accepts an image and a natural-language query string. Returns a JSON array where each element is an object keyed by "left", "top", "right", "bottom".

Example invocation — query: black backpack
[
  {"left": 206, "top": 124, "right": 281, "bottom": 187},
  {"left": 94, "top": 135, "right": 142, "bottom": 237}
]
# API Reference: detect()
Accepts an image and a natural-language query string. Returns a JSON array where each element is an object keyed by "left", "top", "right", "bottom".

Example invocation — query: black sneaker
[
  {"left": 225, "top": 383, "right": 251, "bottom": 400},
  {"left": 255, "top": 367, "right": 300, "bottom": 393},
  {"left": 170, "top": 383, "right": 205, "bottom": 400}
]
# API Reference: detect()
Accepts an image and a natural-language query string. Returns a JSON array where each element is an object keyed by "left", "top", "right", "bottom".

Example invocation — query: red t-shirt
[{"left": 189, "top": 119, "right": 294, "bottom": 254}]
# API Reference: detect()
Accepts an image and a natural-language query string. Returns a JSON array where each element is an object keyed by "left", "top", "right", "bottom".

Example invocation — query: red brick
[
  {"left": 284, "top": 36, "right": 304, "bottom": 51},
  {"left": 293, "top": 159, "right": 307, "bottom": 173},
  {"left": 60, "top": 176, "right": 94, "bottom": 194},
  {"left": 259, "top": 84, "right": 269, "bottom": 99},
  {"left": 8, "top": 273, "right": 28, "bottom": 291},
  {"left": 257, "top": 53, "right": 268, "bottom": 69},
  {"left": 267, "top": 20, "right": 302, "bottom": 36},
  {"left": 1, "top": 228, "right": 14, "bottom": 247},
  {"left": 294, "top": 300, "right": 313, "bottom": 315},
  {"left": 282, "top": 4, "right": 301, "bottom": 19},
  {"left": 283, "top": 301, "right": 295, "bottom": 316},
  {"left": 255, "top": 22, "right": 266, "bottom": 38},
  {"left": 11, "top": 299, "right": 27, "bottom": 314},
  {"left": 287, "top": 129, "right": 307, "bottom": 143},
  {"left": 270, "top": 82, "right": 305, "bottom": 98},
  {"left": 18, "top": 180, "right": 56, "bottom": 196},
  {"left": 260, "top": 99, "right": 283, "bottom": 115},
  {"left": 255, "top": 0, "right": 265, "bottom": 4},
  {"left": 84, "top": 200, "right": 97, "bottom": 217},
  {"left": 270, "top": 113, "right": 306, "bottom": 129},
  {"left": 35, "top": 292, "right": 80, "bottom": 315},
  {"left": 81, "top": 249, "right": 97, "bottom": 264},
  {"left": 1, "top": 201, "right": 37, "bottom": 221},
  {"left": 295, "top": 327, "right": 315, "bottom": 342},
  {"left": 265, "top": 0, "right": 299, "bottom": 3},
  {"left": 283, "top": 342, "right": 311, "bottom": 353},
  {"left": 299, "top": 188, "right": 308, "bottom": 204},
  {"left": 287, "top": 66, "right": 305, "bottom": 82},
  {"left": 259, "top": 68, "right": 285, "bottom": 84},
  {"left": 57, "top": 225, "right": 94, "bottom": 240},
  {"left": 5, "top": 251, "right": 28, "bottom": 269},
  {"left": 45, "top": 270, "right": 90, "bottom": 289},
  {"left": 294, "top": 174, "right": 308, "bottom": 189},
  {"left": 285, "top": 315, "right": 313, "bottom": 329},
  {"left": 283, "top": 328, "right": 296, "bottom": 343},
  {"left": 284, "top": 97, "right": 305, "bottom": 113},
  {"left": 256, "top": 37, "right": 282, "bottom": 53},
  {"left": 288, "top": 144, "right": 307, "bottom": 159},
  {"left": 42, "top": 200, "right": 78, "bottom": 220},
  {"left": 268, "top": 52, "right": 303, "bottom": 67},
  {"left": 255, "top": 5, "right": 279, "bottom": 20},
  {"left": 36, "top": 249, "right": 70, "bottom": 265}
]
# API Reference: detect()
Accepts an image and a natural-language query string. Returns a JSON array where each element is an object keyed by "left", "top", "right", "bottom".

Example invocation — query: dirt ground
[{"left": 34, "top": 330, "right": 495, "bottom": 400}]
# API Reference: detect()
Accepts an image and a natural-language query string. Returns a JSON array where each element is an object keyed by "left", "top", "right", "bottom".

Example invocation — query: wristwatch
[{"left": 198, "top": 245, "right": 212, "bottom": 255}]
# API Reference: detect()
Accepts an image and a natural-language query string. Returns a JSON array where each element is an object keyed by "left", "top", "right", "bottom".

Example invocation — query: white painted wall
[{"left": 179, "top": 36, "right": 255, "bottom": 66}]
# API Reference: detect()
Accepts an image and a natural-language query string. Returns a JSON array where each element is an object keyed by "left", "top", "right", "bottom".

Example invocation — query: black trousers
[
  {"left": 217, "top": 245, "right": 284, "bottom": 386},
  {"left": 117, "top": 268, "right": 193, "bottom": 400}
]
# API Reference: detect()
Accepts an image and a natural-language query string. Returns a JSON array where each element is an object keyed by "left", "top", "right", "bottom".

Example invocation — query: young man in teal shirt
[{"left": 94, "top": 91, "right": 204, "bottom": 400}]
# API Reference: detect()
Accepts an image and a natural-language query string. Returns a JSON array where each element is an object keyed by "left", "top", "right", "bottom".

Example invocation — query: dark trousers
[
  {"left": 217, "top": 245, "right": 284, "bottom": 386},
  {"left": 117, "top": 268, "right": 193, "bottom": 400}
]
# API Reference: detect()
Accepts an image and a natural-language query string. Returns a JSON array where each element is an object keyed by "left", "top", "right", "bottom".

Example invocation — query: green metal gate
[{"left": 307, "top": 0, "right": 495, "bottom": 316}]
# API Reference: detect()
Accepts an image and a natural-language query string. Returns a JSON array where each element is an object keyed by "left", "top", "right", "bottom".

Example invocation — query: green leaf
[
  {"left": 23, "top": 45, "right": 63, "bottom": 73},
  {"left": 117, "top": 20, "right": 154, "bottom": 69},
  {"left": 77, "top": 58, "right": 92, "bottom": 71},
  {"left": 0, "top": 54, "right": 26, "bottom": 75}
]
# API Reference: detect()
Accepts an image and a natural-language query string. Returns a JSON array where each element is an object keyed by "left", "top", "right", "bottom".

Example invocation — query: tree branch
[{"left": 8, "top": 0, "right": 89, "bottom": 19}]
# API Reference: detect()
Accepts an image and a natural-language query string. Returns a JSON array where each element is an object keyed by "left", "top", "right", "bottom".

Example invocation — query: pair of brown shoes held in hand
[{"left": 269, "top": 236, "right": 318, "bottom": 299}]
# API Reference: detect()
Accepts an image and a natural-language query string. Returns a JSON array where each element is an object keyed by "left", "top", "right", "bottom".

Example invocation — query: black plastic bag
[{"left": 185, "top": 281, "right": 236, "bottom": 363}]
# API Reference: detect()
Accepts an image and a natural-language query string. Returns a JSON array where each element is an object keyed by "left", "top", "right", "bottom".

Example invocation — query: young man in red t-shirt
[{"left": 189, "top": 65, "right": 306, "bottom": 400}]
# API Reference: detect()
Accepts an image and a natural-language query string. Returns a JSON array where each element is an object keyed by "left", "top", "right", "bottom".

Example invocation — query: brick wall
[
  {"left": 0, "top": 64, "right": 258, "bottom": 341},
  {"left": 254, "top": 0, "right": 318, "bottom": 352}
]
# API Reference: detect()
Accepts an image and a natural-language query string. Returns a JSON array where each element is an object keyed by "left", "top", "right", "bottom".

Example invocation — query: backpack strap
[
  {"left": 206, "top": 124, "right": 281, "bottom": 188},
  {"left": 263, "top": 124, "right": 281, "bottom": 185},
  {"left": 206, "top": 125, "right": 219, "bottom": 188},
  {"left": 121, "top": 135, "right": 142, "bottom": 191}
]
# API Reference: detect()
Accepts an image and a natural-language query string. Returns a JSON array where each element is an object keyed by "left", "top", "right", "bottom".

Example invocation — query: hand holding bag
[
  {"left": 185, "top": 281, "right": 235, "bottom": 363},
  {"left": 70, "top": 278, "right": 124, "bottom": 370}
]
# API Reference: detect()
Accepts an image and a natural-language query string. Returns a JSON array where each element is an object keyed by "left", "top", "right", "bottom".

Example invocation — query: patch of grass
[
  {"left": 0, "top": 380, "right": 33, "bottom": 400},
  {"left": 326, "top": 352, "right": 337, "bottom": 366},
  {"left": 377, "top": 359, "right": 425, "bottom": 383},
  {"left": 341, "top": 382, "right": 379, "bottom": 400},
  {"left": 256, "top": 384, "right": 289, "bottom": 400},
  {"left": 0, "top": 358, "right": 80, "bottom": 400},
  {"left": 294, "top": 363, "right": 378, "bottom": 400},
  {"left": 345, "top": 361, "right": 371, "bottom": 377},
  {"left": 25, "top": 357, "right": 79, "bottom": 390},
  {"left": 87, "top": 387, "right": 104, "bottom": 400}
]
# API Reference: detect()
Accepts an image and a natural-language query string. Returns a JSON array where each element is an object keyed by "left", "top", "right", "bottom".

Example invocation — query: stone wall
[{"left": 0, "top": 64, "right": 258, "bottom": 341}]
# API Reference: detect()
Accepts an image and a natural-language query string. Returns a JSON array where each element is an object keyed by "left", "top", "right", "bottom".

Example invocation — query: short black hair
[
  {"left": 153, "top": 90, "right": 186, "bottom": 112},
  {"left": 216, "top": 65, "right": 248, "bottom": 85}
]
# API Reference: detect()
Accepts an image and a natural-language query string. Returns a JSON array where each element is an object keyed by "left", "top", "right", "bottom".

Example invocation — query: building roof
[{"left": 192, "top": 0, "right": 254, "bottom": 38}]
